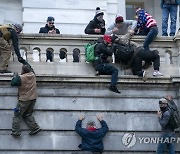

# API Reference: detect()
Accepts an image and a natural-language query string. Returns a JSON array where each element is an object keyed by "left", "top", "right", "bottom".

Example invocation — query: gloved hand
[{"left": 18, "top": 57, "right": 26, "bottom": 64}]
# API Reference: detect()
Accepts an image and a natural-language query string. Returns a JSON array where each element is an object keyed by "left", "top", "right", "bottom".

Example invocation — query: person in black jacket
[
  {"left": 75, "top": 115, "right": 109, "bottom": 153},
  {"left": 39, "top": 16, "right": 60, "bottom": 34},
  {"left": 84, "top": 7, "right": 106, "bottom": 35},
  {"left": 0, "top": 23, "right": 25, "bottom": 73},
  {"left": 94, "top": 35, "right": 120, "bottom": 94},
  {"left": 157, "top": 97, "right": 176, "bottom": 154}
]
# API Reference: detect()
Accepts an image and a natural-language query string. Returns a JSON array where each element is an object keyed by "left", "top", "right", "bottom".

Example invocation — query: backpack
[
  {"left": 85, "top": 42, "right": 98, "bottom": 63},
  {"left": 0, "top": 24, "right": 12, "bottom": 41},
  {"left": 167, "top": 99, "right": 180, "bottom": 130},
  {"left": 113, "top": 43, "right": 134, "bottom": 64}
]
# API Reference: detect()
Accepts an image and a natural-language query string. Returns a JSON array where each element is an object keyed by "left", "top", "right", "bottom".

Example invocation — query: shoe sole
[
  {"left": 109, "top": 89, "right": 121, "bottom": 94},
  {"left": 29, "top": 128, "right": 41, "bottom": 135},
  {"left": 153, "top": 74, "right": 163, "bottom": 77},
  {"left": 11, "top": 133, "right": 21, "bottom": 138}
]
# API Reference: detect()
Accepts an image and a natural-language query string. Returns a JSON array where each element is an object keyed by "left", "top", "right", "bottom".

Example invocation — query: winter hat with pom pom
[{"left": 95, "top": 7, "right": 104, "bottom": 17}]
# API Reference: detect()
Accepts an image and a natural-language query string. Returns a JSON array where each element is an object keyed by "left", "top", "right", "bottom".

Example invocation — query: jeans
[
  {"left": 132, "top": 49, "right": 160, "bottom": 76},
  {"left": 95, "top": 63, "right": 118, "bottom": 87},
  {"left": 143, "top": 27, "right": 158, "bottom": 51},
  {"left": 162, "top": 4, "right": 178, "bottom": 36},
  {"left": 157, "top": 132, "right": 176, "bottom": 154}
]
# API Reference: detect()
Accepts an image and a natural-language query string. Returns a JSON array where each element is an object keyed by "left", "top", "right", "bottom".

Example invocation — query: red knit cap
[
  {"left": 103, "top": 35, "right": 112, "bottom": 43},
  {"left": 115, "top": 16, "right": 124, "bottom": 23}
]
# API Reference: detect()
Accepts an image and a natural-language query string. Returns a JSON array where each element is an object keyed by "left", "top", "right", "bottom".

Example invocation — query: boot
[{"left": 109, "top": 86, "right": 121, "bottom": 94}]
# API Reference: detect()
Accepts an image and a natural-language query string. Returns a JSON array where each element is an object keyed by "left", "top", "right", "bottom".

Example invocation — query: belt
[{"left": 149, "top": 25, "right": 157, "bottom": 29}]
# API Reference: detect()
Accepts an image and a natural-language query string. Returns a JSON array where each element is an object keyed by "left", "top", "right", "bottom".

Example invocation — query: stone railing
[
  {"left": 16, "top": 34, "right": 178, "bottom": 63},
  {"left": 8, "top": 33, "right": 179, "bottom": 76}
]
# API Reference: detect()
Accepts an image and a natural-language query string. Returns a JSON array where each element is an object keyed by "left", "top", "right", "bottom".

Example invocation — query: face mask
[
  {"left": 97, "top": 16, "right": 103, "bottom": 22},
  {"left": 160, "top": 106, "right": 167, "bottom": 111}
]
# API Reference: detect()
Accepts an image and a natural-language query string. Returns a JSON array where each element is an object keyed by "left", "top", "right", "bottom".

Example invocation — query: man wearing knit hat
[
  {"left": 157, "top": 96, "right": 176, "bottom": 153},
  {"left": 0, "top": 23, "right": 25, "bottom": 73},
  {"left": 106, "top": 15, "right": 137, "bottom": 35},
  {"left": 75, "top": 115, "right": 109, "bottom": 153},
  {"left": 85, "top": 7, "right": 106, "bottom": 35},
  {"left": 39, "top": 16, "right": 60, "bottom": 34}
]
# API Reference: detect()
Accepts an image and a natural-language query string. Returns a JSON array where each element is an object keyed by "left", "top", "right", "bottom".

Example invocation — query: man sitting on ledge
[{"left": 93, "top": 35, "right": 121, "bottom": 94}]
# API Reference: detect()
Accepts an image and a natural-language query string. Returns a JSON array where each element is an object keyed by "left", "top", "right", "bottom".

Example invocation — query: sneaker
[
  {"left": 109, "top": 86, "right": 121, "bottom": 94},
  {"left": 153, "top": 71, "right": 163, "bottom": 77},
  {"left": 95, "top": 71, "right": 99, "bottom": 76},
  {"left": 142, "top": 71, "right": 148, "bottom": 82},
  {"left": 0, "top": 69, "right": 12, "bottom": 73},
  {"left": 29, "top": 127, "right": 41, "bottom": 135},
  {"left": 142, "top": 61, "right": 152, "bottom": 69},
  {"left": 11, "top": 131, "right": 21, "bottom": 137}
]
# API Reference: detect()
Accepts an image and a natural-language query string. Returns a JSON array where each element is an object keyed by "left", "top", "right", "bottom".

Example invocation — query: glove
[{"left": 18, "top": 57, "right": 26, "bottom": 64}]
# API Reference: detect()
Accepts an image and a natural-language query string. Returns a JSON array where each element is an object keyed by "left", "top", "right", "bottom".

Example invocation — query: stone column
[{"left": 117, "top": 0, "right": 126, "bottom": 18}]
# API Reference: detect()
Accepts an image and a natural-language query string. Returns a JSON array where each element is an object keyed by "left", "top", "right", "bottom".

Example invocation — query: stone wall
[{"left": 0, "top": 74, "right": 179, "bottom": 153}]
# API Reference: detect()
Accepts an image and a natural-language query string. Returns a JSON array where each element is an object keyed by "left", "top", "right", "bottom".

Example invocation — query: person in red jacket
[{"left": 75, "top": 115, "right": 109, "bottom": 153}]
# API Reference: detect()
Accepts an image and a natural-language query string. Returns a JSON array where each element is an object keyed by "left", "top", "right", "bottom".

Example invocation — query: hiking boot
[
  {"left": 142, "top": 61, "right": 152, "bottom": 69},
  {"left": 29, "top": 127, "right": 41, "bottom": 135},
  {"left": 142, "top": 71, "right": 148, "bottom": 82},
  {"left": 0, "top": 69, "right": 12, "bottom": 73},
  {"left": 153, "top": 71, "right": 163, "bottom": 77},
  {"left": 11, "top": 131, "right": 21, "bottom": 138},
  {"left": 109, "top": 86, "right": 121, "bottom": 94}
]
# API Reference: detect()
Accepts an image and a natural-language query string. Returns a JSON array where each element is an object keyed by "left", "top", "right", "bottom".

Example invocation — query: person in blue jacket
[{"left": 75, "top": 115, "right": 109, "bottom": 153}]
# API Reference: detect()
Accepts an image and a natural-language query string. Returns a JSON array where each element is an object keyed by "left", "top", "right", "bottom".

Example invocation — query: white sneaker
[
  {"left": 142, "top": 71, "right": 148, "bottom": 82},
  {"left": 153, "top": 71, "right": 163, "bottom": 77}
]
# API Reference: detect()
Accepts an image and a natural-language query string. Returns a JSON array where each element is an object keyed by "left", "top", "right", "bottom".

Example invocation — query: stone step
[
  {"left": 0, "top": 96, "right": 164, "bottom": 111},
  {"left": 0, "top": 131, "right": 179, "bottom": 152},
  {"left": 0, "top": 110, "right": 161, "bottom": 131},
  {"left": 6, "top": 61, "right": 178, "bottom": 77}
]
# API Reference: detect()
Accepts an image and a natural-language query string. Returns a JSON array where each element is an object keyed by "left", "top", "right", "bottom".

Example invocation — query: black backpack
[
  {"left": 167, "top": 99, "right": 180, "bottom": 130},
  {"left": 113, "top": 43, "right": 134, "bottom": 64}
]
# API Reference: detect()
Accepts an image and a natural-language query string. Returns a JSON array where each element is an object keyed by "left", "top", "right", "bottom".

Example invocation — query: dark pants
[
  {"left": 143, "top": 26, "right": 158, "bottom": 51},
  {"left": 12, "top": 100, "right": 40, "bottom": 133},
  {"left": 132, "top": 49, "right": 160, "bottom": 76},
  {"left": 95, "top": 63, "right": 118, "bottom": 87},
  {"left": 157, "top": 132, "right": 175, "bottom": 154}
]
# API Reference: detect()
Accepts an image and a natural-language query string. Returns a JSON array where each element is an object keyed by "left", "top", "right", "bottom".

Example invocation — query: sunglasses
[{"left": 48, "top": 22, "right": 54, "bottom": 25}]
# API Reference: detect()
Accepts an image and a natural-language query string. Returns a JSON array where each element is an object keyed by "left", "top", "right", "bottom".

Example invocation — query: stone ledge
[
  {"left": 0, "top": 74, "right": 176, "bottom": 84},
  {"left": 19, "top": 34, "right": 175, "bottom": 42},
  {"left": 0, "top": 131, "right": 179, "bottom": 152}
]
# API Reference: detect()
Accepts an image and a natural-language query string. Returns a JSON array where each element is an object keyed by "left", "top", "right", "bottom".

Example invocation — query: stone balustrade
[{"left": 16, "top": 34, "right": 179, "bottom": 69}]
